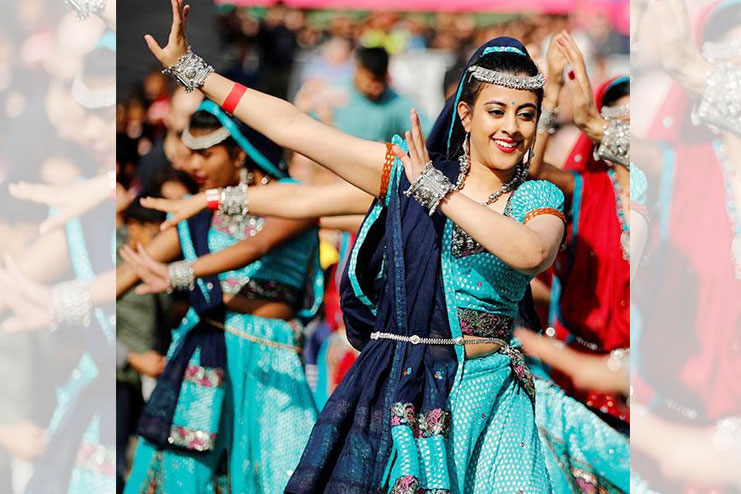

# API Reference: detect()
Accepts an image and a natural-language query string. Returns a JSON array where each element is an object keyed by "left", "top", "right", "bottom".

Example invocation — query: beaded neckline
[
  {"left": 451, "top": 189, "right": 517, "bottom": 258},
  {"left": 713, "top": 140, "right": 741, "bottom": 279},
  {"left": 608, "top": 169, "right": 630, "bottom": 261}
]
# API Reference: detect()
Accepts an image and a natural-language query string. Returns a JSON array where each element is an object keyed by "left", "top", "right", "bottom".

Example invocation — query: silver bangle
[
  {"left": 594, "top": 119, "right": 630, "bottom": 166},
  {"left": 607, "top": 348, "right": 630, "bottom": 383},
  {"left": 711, "top": 416, "right": 741, "bottom": 453},
  {"left": 64, "top": 0, "right": 106, "bottom": 21},
  {"left": 691, "top": 62, "right": 741, "bottom": 136},
  {"left": 403, "top": 162, "right": 455, "bottom": 216},
  {"left": 162, "top": 47, "right": 214, "bottom": 93},
  {"left": 600, "top": 104, "right": 630, "bottom": 121},
  {"left": 537, "top": 106, "right": 559, "bottom": 135},
  {"left": 219, "top": 184, "right": 249, "bottom": 217},
  {"left": 51, "top": 280, "right": 92, "bottom": 330},
  {"left": 168, "top": 260, "right": 195, "bottom": 292}
]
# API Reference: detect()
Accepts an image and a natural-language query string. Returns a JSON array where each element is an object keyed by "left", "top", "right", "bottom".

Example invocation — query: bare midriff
[
  {"left": 223, "top": 294, "right": 294, "bottom": 320},
  {"left": 463, "top": 334, "right": 504, "bottom": 359}
]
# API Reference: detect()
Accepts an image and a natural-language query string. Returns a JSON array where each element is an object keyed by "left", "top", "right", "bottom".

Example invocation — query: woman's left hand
[
  {"left": 119, "top": 244, "right": 171, "bottom": 295},
  {"left": 392, "top": 108, "right": 430, "bottom": 185}
]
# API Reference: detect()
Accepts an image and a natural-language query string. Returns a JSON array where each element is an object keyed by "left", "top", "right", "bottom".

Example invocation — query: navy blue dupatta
[{"left": 136, "top": 210, "right": 227, "bottom": 450}]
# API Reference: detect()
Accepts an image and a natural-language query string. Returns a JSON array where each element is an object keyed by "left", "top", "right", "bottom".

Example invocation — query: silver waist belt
[{"left": 370, "top": 331, "right": 506, "bottom": 346}]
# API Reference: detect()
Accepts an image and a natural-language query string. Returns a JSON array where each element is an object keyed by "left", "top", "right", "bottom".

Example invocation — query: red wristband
[
  {"left": 205, "top": 188, "right": 221, "bottom": 210},
  {"left": 222, "top": 83, "right": 247, "bottom": 115}
]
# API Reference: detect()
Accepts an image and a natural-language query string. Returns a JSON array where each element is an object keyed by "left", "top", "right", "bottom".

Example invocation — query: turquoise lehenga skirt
[
  {"left": 383, "top": 350, "right": 552, "bottom": 494},
  {"left": 124, "top": 309, "right": 317, "bottom": 494},
  {"left": 534, "top": 376, "right": 629, "bottom": 494}
]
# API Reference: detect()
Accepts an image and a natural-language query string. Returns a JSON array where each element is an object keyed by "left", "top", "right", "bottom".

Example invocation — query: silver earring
[{"left": 239, "top": 167, "right": 254, "bottom": 185}]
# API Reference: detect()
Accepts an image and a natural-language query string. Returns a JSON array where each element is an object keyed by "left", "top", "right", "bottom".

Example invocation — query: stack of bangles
[
  {"left": 378, "top": 142, "right": 395, "bottom": 199},
  {"left": 206, "top": 185, "right": 249, "bottom": 216}
]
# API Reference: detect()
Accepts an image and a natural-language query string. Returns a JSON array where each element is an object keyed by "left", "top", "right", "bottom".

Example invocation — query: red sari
[{"left": 550, "top": 77, "right": 631, "bottom": 423}]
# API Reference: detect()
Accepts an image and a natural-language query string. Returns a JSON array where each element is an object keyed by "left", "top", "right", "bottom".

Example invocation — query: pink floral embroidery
[
  {"left": 168, "top": 425, "right": 216, "bottom": 452},
  {"left": 75, "top": 442, "right": 115, "bottom": 476},
  {"left": 415, "top": 408, "right": 451, "bottom": 438},
  {"left": 184, "top": 364, "right": 225, "bottom": 388},
  {"left": 390, "top": 402, "right": 416, "bottom": 427},
  {"left": 390, "top": 475, "right": 423, "bottom": 494}
]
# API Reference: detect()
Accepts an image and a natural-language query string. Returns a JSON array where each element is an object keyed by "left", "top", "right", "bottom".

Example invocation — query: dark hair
[
  {"left": 188, "top": 110, "right": 242, "bottom": 159},
  {"left": 602, "top": 79, "right": 630, "bottom": 107},
  {"left": 460, "top": 51, "right": 543, "bottom": 110},
  {"left": 703, "top": 2, "right": 741, "bottom": 43},
  {"left": 82, "top": 47, "right": 115, "bottom": 84},
  {"left": 356, "top": 46, "right": 389, "bottom": 80}
]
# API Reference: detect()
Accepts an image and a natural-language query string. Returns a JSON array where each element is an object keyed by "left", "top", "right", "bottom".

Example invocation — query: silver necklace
[{"left": 451, "top": 143, "right": 525, "bottom": 257}]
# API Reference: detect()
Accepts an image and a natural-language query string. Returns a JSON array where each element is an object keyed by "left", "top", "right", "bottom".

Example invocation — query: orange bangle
[
  {"left": 523, "top": 208, "right": 566, "bottom": 224},
  {"left": 378, "top": 142, "right": 394, "bottom": 199}
]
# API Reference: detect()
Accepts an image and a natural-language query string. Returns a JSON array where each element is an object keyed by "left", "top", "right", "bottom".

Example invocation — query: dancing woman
[
  {"left": 145, "top": 2, "right": 566, "bottom": 492},
  {"left": 527, "top": 32, "right": 636, "bottom": 426},
  {"left": 118, "top": 102, "right": 323, "bottom": 494}
]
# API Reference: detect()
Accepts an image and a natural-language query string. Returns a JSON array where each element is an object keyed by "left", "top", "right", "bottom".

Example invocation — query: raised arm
[
  {"left": 145, "top": 0, "right": 388, "bottom": 196},
  {"left": 141, "top": 181, "right": 374, "bottom": 230},
  {"left": 120, "top": 217, "right": 316, "bottom": 295},
  {"left": 528, "top": 31, "right": 575, "bottom": 197},
  {"left": 187, "top": 217, "right": 315, "bottom": 278}
]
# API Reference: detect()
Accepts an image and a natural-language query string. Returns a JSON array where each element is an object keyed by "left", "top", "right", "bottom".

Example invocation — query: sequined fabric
[
  {"left": 124, "top": 312, "right": 317, "bottom": 494},
  {"left": 451, "top": 353, "right": 550, "bottom": 493},
  {"left": 534, "top": 376, "right": 629, "bottom": 494},
  {"left": 452, "top": 181, "right": 565, "bottom": 319}
]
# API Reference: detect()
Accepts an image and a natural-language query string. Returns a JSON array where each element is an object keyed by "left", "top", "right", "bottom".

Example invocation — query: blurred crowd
[{"left": 113, "top": 4, "right": 632, "bottom": 493}]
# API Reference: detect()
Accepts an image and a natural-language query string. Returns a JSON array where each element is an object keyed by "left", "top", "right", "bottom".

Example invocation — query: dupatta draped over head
[{"left": 286, "top": 37, "right": 542, "bottom": 494}]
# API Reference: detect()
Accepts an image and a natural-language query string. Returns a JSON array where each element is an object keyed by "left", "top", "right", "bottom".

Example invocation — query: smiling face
[
  {"left": 184, "top": 130, "right": 244, "bottom": 190},
  {"left": 457, "top": 83, "right": 539, "bottom": 173}
]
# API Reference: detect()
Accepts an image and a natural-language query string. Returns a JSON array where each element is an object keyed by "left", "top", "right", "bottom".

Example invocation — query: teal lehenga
[
  {"left": 124, "top": 203, "right": 322, "bottom": 494},
  {"left": 124, "top": 102, "right": 322, "bottom": 494}
]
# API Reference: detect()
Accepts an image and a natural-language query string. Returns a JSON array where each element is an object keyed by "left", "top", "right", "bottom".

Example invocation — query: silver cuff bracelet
[
  {"left": 65, "top": 0, "right": 106, "bottom": 21},
  {"left": 594, "top": 119, "right": 630, "bottom": 166},
  {"left": 691, "top": 62, "right": 741, "bottom": 136},
  {"left": 162, "top": 47, "right": 214, "bottom": 93},
  {"left": 51, "top": 280, "right": 92, "bottom": 330},
  {"left": 537, "top": 106, "right": 559, "bottom": 135},
  {"left": 403, "top": 162, "right": 455, "bottom": 216},
  {"left": 168, "top": 260, "right": 195, "bottom": 292},
  {"left": 219, "top": 184, "right": 249, "bottom": 217}
]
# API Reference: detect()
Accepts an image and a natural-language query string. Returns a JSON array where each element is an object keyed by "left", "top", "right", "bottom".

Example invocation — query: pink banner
[{"left": 216, "top": 0, "right": 580, "bottom": 13}]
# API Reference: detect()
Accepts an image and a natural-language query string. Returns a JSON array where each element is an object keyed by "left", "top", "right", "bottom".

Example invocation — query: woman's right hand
[
  {"left": 141, "top": 193, "right": 208, "bottom": 231},
  {"left": 144, "top": 0, "right": 191, "bottom": 68}
]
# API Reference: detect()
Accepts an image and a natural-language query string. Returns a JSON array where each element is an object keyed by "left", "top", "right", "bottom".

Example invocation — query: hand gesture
[
  {"left": 546, "top": 31, "right": 569, "bottom": 86},
  {"left": 144, "top": 0, "right": 191, "bottom": 68},
  {"left": 9, "top": 173, "right": 111, "bottom": 235},
  {"left": 555, "top": 33, "right": 604, "bottom": 141},
  {"left": 119, "top": 244, "right": 171, "bottom": 295},
  {"left": 392, "top": 108, "right": 430, "bottom": 185},
  {"left": 141, "top": 193, "right": 208, "bottom": 231},
  {"left": 653, "top": 0, "right": 709, "bottom": 95},
  {"left": 514, "top": 328, "right": 629, "bottom": 395},
  {"left": 129, "top": 350, "right": 167, "bottom": 377}
]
